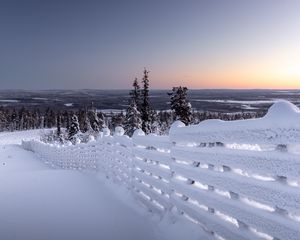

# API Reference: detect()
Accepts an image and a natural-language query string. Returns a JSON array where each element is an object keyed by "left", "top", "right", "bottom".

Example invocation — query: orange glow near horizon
[
  {"left": 152, "top": 53, "right": 300, "bottom": 89},
  {"left": 153, "top": 70, "right": 300, "bottom": 90}
]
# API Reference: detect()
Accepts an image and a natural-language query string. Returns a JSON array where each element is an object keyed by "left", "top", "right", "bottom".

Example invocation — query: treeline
[{"left": 0, "top": 69, "right": 265, "bottom": 141}]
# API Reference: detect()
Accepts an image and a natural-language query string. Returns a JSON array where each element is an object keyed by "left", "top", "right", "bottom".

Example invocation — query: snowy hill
[{"left": 2, "top": 101, "right": 300, "bottom": 240}]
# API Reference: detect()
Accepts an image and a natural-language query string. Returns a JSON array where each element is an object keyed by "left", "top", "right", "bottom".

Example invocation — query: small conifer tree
[
  {"left": 68, "top": 114, "right": 80, "bottom": 143},
  {"left": 140, "top": 68, "right": 151, "bottom": 134},
  {"left": 169, "top": 86, "right": 192, "bottom": 125}
]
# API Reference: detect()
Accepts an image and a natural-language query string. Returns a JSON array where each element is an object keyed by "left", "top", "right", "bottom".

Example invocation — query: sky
[{"left": 0, "top": 0, "right": 300, "bottom": 90}]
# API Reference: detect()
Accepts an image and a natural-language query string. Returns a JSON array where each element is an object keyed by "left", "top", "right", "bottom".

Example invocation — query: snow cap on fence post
[
  {"left": 114, "top": 126, "right": 125, "bottom": 136},
  {"left": 88, "top": 135, "right": 95, "bottom": 142},
  {"left": 97, "top": 132, "right": 103, "bottom": 139},
  {"left": 132, "top": 129, "right": 145, "bottom": 137},
  {"left": 102, "top": 127, "right": 111, "bottom": 137}
]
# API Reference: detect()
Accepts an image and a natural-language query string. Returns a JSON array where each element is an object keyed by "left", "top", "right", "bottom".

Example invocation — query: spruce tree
[
  {"left": 10, "top": 109, "right": 17, "bottom": 131},
  {"left": 78, "top": 109, "right": 86, "bottom": 132},
  {"left": 82, "top": 108, "right": 93, "bottom": 133},
  {"left": 149, "top": 109, "right": 159, "bottom": 134},
  {"left": 140, "top": 68, "right": 151, "bottom": 134},
  {"left": 111, "top": 111, "right": 125, "bottom": 131},
  {"left": 169, "top": 86, "right": 192, "bottom": 125},
  {"left": 124, "top": 78, "right": 142, "bottom": 136},
  {"left": 130, "top": 77, "right": 141, "bottom": 111},
  {"left": 124, "top": 100, "right": 142, "bottom": 137},
  {"left": 97, "top": 112, "right": 106, "bottom": 131},
  {"left": 88, "top": 111, "right": 100, "bottom": 132},
  {"left": 68, "top": 114, "right": 80, "bottom": 143},
  {"left": 56, "top": 112, "right": 63, "bottom": 143}
]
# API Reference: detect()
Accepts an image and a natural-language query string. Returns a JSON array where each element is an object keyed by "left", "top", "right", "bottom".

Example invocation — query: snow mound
[
  {"left": 169, "top": 101, "right": 300, "bottom": 144},
  {"left": 264, "top": 100, "right": 300, "bottom": 122},
  {"left": 114, "top": 126, "right": 125, "bottom": 136},
  {"left": 133, "top": 129, "right": 145, "bottom": 137}
]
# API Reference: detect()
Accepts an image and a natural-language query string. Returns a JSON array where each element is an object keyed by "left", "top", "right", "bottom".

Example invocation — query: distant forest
[
  {"left": 0, "top": 104, "right": 263, "bottom": 133},
  {"left": 0, "top": 70, "right": 265, "bottom": 138}
]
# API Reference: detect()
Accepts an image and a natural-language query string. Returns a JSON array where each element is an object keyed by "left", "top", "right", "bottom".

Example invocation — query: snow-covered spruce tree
[
  {"left": 111, "top": 111, "right": 125, "bottom": 132},
  {"left": 159, "top": 110, "right": 173, "bottom": 135},
  {"left": 56, "top": 112, "right": 64, "bottom": 143},
  {"left": 68, "top": 114, "right": 80, "bottom": 144},
  {"left": 82, "top": 110, "right": 93, "bottom": 134},
  {"left": 149, "top": 109, "right": 160, "bottom": 134},
  {"left": 124, "top": 100, "right": 142, "bottom": 137},
  {"left": 88, "top": 111, "right": 100, "bottom": 132},
  {"left": 140, "top": 68, "right": 152, "bottom": 134},
  {"left": 10, "top": 109, "right": 18, "bottom": 131},
  {"left": 124, "top": 78, "right": 142, "bottom": 136},
  {"left": 78, "top": 109, "right": 86, "bottom": 132},
  {"left": 97, "top": 112, "right": 106, "bottom": 131},
  {"left": 62, "top": 110, "right": 70, "bottom": 129},
  {"left": 169, "top": 86, "right": 192, "bottom": 125},
  {"left": 130, "top": 77, "right": 141, "bottom": 111}
]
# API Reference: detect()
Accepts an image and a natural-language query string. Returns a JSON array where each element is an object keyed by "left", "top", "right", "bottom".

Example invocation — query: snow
[
  {"left": 0, "top": 99, "right": 20, "bottom": 103},
  {"left": 0, "top": 131, "right": 171, "bottom": 240},
  {"left": 170, "top": 100, "right": 300, "bottom": 144},
  {"left": 64, "top": 103, "right": 74, "bottom": 107},
  {"left": 264, "top": 100, "right": 300, "bottom": 122},
  {"left": 32, "top": 97, "right": 48, "bottom": 100},
  {"left": 241, "top": 104, "right": 258, "bottom": 110},
  {"left": 0, "top": 129, "right": 42, "bottom": 145},
  {"left": 100, "top": 109, "right": 125, "bottom": 114},
  {"left": 168, "top": 101, "right": 300, "bottom": 240},
  {"left": 2, "top": 100, "right": 299, "bottom": 240},
  {"left": 195, "top": 99, "right": 277, "bottom": 104},
  {"left": 0, "top": 130, "right": 206, "bottom": 240}
]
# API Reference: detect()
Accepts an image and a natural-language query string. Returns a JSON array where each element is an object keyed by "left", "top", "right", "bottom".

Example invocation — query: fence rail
[{"left": 22, "top": 101, "right": 300, "bottom": 240}]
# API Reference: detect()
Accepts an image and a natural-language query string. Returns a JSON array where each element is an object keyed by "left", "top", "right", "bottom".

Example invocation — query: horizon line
[{"left": 0, "top": 88, "right": 299, "bottom": 92}]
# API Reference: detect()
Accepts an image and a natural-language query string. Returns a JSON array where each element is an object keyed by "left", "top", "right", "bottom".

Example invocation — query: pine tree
[
  {"left": 62, "top": 111, "right": 70, "bottom": 129},
  {"left": 130, "top": 77, "right": 141, "bottom": 111},
  {"left": 56, "top": 112, "right": 63, "bottom": 143},
  {"left": 140, "top": 68, "right": 151, "bottom": 134},
  {"left": 124, "top": 78, "right": 142, "bottom": 136},
  {"left": 158, "top": 111, "right": 173, "bottom": 135},
  {"left": 97, "top": 112, "right": 106, "bottom": 131},
  {"left": 49, "top": 110, "right": 56, "bottom": 128},
  {"left": 78, "top": 109, "right": 86, "bottom": 132},
  {"left": 68, "top": 114, "right": 80, "bottom": 143},
  {"left": 124, "top": 100, "right": 142, "bottom": 136},
  {"left": 88, "top": 111, "right": 100, "bottom": 132},
  {"left": 169, "top": 86, "right": 192, "bottom": 125},
  {"left": 10, "top": 109, "right": 17, "bottom": 131},
  {"left": 111, "top": 111, "right": 125, "bottom": 131},
  {"left": 149, "top": 109, "right": 160, "bottom": 134},
  {"left": 82, "top": 108, "right": 93, "bottom": 133}
]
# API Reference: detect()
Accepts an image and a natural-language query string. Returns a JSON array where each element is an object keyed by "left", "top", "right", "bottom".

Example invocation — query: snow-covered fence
[
  {"left": 99, "top": 133, "right": 133, "bottom": 190},
  {"left": 22, "top": 101, "right": 300, "bottom": 240},
  {"left": 22, "top": 140, "right": 98, "bottom": 170},
  {"left": 169, "top": 101, "right": 300, "bottom": 240},
  {"left": 131, "top": 131, "right": 172, "bottom": 216}
]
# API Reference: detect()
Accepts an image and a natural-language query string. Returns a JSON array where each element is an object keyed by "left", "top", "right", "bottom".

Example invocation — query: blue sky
[{"left": 0, "top": 0, "right": 300, "bottom": 89}]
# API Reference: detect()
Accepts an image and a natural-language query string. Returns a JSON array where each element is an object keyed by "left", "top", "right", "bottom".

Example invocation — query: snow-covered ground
[
  {"left": 0, "top": 129, "right": 44, "bottom": 145},
  {"left": 3, "top": 101, "right": 299, "bottom": 240},
  {"left": 0, "top": 131, "right": 196, "bottom": 240}
]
